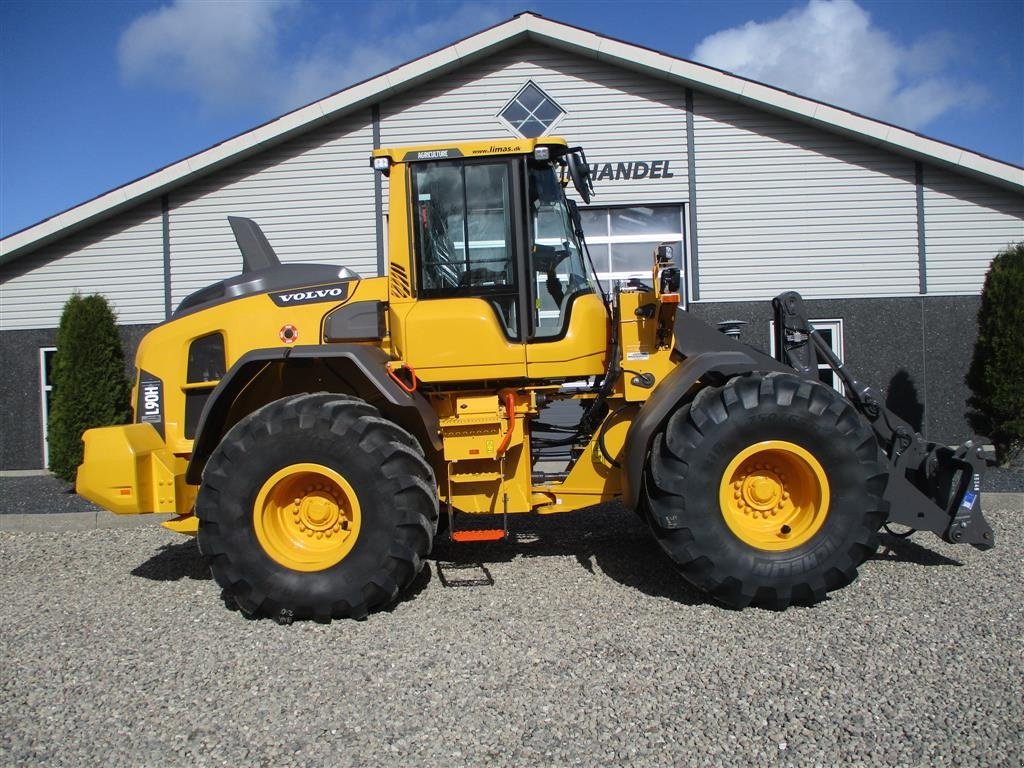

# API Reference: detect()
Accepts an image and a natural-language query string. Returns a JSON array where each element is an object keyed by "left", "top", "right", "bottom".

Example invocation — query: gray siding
[
  {"left": 691, "top": 93, "right": 920, "bottom": 302},
  {"left": 380, "top": 43, "right": 690, "bottom": 207},
  {"left": 922, "top": 166, "right": 1024, "bottom": 294},
  {"left": 169, "top": 115, "right": 378, "bottom": 305},
  {"left": 0, "top": 202, "right": 165, "bottom": 331}
]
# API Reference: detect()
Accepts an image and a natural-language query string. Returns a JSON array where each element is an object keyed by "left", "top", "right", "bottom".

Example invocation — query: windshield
[{"left": 528, "top": 160, "right": 595, "bottom": 338}]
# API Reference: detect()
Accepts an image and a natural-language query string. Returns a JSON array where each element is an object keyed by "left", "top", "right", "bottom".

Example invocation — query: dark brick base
[
  {"left": 688, "top": 295, "right": 981, "bottom": 446},
  {"left": 0, "top": 324, "right": 156, "bottom": 470},
  {"left": 1, "top": 296, "right": 981, "bottom": 469}
]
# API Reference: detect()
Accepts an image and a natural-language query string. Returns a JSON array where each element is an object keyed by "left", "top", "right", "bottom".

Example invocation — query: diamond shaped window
[{"left": 499, "top": 82, "right": 565, "bottom": 138}]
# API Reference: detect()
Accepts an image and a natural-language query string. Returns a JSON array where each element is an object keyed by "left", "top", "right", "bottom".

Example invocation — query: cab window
[
  {"left": 411, "top": 161, "right": 519, "bottom": 337},
  {"left": 527, "top": 159, "right": 595, "bottom": 339}
]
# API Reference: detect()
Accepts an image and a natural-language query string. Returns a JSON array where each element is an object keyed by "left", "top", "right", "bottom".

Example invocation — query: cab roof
[{"left": 372, "top": 136, "right": 568, "bottom": 163}]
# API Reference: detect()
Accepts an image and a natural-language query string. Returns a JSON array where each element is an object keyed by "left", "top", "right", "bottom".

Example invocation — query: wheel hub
[
  {"left": 719, "top": 441, "right": 830, "bottom": 551},
  {"left": 253, "top": 463, "right": 362, "bottom": 571}
]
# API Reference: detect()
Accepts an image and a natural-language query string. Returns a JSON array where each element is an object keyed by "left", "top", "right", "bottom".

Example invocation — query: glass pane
[
  {"left": 43, "top": 349, "right": 57, "bottom": 387},
  {"left": 610, "top": 240, "right": 682, "bottom": 279},
  {"left": 517, "top": 118, "right": 546, "bottom": 138},
  {"left": 610, "top": 206, "right": 682, "bottom": 237},
  {"left": 533, "top": 100, "right": 563, "bottom": 123},
  {"left": 517, "top": 83, "right": 546, "bottom": 111},
  {"left": 464, "top": 164, "right": 512, "bottom": 285},
  {"left": 818, "top": 368, "right": 836, "bottom": 388},
  {"left": 814, "top": 327, "right": 834, "bottom": 349},
  {"left": 528, "top": 162, "right": 595, "bottom": 339},
  {"left": 501, "top": 102, "right": 529, "bottom": 124},
  {"left": 580, "top": 208, "right": 607, "bottom": 237},
  {"left": 412, "top": 163, "right": 466, "bottom": 290}
]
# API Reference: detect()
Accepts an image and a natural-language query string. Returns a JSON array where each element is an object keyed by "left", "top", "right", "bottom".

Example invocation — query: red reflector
[
  {"left": 468, "top": 449, "right": 480, "bottom": 455},
  {"left": 119, "top": 488, "right": 132, "bottom": 496},
  {"left": 451, "top": 529, "right": 505, "bottom": 543}
]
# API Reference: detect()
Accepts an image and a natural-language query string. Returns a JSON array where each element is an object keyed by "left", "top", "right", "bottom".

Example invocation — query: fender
[
  {"left": 621, "top": 311, "right": 791, "bottom": 510},
  {"left": 185, "top": 344, "right": 440, "bottom": 485}
]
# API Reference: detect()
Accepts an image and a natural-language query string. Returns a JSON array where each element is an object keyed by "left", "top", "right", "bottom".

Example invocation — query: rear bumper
[{"left": 75, "top": 423, "right": 196, "bottom": 516}]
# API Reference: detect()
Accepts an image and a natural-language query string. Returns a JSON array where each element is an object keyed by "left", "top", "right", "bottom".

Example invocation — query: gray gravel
[{"left": 1, "top": 496, "right": 1022, "bottom": 767}]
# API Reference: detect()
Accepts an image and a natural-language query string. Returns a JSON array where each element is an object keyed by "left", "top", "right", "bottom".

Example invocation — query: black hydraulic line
[{"left": 596, "top": 403, "right": 638, "bottom": 468}]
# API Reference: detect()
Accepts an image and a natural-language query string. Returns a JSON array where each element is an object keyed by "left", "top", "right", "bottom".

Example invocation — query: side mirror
[{"left": 566, "top": 149, "right": 594, "bottom": 204}]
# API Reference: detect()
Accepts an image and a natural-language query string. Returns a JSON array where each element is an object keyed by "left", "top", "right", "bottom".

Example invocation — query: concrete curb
[
  {"left": 0, "top": 511, "right": 177, "bottom": 533},
  {"left": 2, "top": 494, "right": 1020, "bottom": 534}
]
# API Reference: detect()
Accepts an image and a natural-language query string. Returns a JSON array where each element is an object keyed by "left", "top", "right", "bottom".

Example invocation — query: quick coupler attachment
[
  {"left": 884, "top": 438, "right": 995, "bottom": 551},
  {"left": 945, "top": 470, "right": 994, "bottom": 551}
]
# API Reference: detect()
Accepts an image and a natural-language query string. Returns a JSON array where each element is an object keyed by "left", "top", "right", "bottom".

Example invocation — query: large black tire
[
  {"left": 196, "top": 393, "right": 438, "bottom": 622},
  {"left": 643, "top": 372, "right": 888, "bottom": 609}
]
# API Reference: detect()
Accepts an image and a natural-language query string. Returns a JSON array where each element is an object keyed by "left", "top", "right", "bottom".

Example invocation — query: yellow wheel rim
[
  {"left": 718, "top": 440, "right": 830, "bottom": 551},
  {"left": 252, "top": 463, "right": 361, "bottom": 572}
]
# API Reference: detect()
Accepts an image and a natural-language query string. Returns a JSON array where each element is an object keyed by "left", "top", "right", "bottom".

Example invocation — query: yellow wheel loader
[{"left": 76, "top": 138, "right": 994, "bottom": 622}]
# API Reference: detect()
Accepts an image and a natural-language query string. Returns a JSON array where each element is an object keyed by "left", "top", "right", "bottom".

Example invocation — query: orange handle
[
  {"left": 495, "top": 391, "right": 516, "bottom": 457},
  {"left": 386, "top": 362, "right": 418, "bottom": 393}
]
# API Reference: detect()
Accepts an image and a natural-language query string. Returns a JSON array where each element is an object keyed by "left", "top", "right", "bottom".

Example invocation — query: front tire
[
  {"left": 643, "top": 373, "right": 888, "bottom": 609},
  {"left": 196, "top": 393, "right": 438, "bottom": 622}
]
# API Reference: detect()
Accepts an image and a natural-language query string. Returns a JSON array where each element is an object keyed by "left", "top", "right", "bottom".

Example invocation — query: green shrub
[
  {"left": 966, "top": 242, "right": 1024, "bottom": 466},
  {"left": 48, "top": 294, "right": 132, "bottom": 482}
]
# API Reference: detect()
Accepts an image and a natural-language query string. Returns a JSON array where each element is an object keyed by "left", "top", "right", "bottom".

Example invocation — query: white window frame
[
  {"left": 39, "top": 346, "right": 56, "bottom": 468},
  {"left": 769, "top": 318, "right": 845, "bottom": 393},
  {"left": 581, "top": 204, "right": 687, "bottom": 299},
  {"left": 496, "top": 80, "right": 567, "bottom": 138}
]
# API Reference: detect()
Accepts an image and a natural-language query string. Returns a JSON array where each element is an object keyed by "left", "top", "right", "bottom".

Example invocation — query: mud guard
[
  {"left": 186, "top": 345, "right": 441, "bottom": 485},
  {"left": 622, "top": 311, "right": 790, "bottom": 510}
]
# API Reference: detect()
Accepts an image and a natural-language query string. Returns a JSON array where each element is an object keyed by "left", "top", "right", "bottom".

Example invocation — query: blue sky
[{"left": 1, "top": 0, "right": 1021, "bottom": 238}]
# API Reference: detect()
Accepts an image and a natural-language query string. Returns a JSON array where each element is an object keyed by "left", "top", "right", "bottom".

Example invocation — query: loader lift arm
[{"left": 772, "top": 291, "right": 994, "bottom": 550}]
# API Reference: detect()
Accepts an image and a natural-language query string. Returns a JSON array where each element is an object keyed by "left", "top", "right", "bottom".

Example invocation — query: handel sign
[{"left": 588, "top": 159, "right": 676, "bottom": 182}]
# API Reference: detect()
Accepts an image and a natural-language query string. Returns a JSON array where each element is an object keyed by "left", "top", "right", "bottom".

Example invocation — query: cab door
[
  {"left": 397, "top": 158, "right": 528, "bottom": 382},
  {"left": 522, "top": 158, "right": 608, "bottom": 380}
]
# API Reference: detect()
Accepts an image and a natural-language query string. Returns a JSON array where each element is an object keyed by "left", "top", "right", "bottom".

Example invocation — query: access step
[{"left": 451, "top": 528, "right": 506, "bottom": 543}]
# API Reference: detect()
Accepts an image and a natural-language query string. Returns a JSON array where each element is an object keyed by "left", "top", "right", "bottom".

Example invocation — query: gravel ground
[{"left": 1, "top": 494, "right": 1022, "bottom": 767}]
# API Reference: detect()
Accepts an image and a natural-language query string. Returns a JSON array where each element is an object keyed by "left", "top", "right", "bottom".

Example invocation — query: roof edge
[{"left": 3, "top": 11, "right": 1021, "bottom": 264}]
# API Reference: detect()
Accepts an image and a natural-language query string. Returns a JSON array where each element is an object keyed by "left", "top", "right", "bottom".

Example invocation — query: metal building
[{"left": 1, "top": 13, "right": 1022, "bottom": 471}]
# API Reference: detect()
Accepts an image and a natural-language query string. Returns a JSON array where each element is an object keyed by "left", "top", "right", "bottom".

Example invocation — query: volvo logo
[{"left": 269, "top": 281, "right": 351, "bottom": 307}]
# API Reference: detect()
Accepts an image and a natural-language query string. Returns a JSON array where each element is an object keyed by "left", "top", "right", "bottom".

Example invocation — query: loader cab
[{"left": 376, "top": 139, "right": 609, "bottom": 383}]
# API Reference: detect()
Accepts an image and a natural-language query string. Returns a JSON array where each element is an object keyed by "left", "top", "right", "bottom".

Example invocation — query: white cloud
[
  {"left": 691, "top": 0, "right": 986, "bottom": 129},
  {"left": 118, "top": 0, "right": 506, "bottom": 113}
]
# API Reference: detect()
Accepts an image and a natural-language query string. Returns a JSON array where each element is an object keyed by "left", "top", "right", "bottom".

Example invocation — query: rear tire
[
  {"left": 196, "top": 393, "right": 437, "bottom": 622},
  {"left": 643, "top": 373, "right": 888, "bottom": 609}
]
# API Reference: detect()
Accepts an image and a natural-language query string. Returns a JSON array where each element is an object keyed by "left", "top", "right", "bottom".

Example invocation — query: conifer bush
[
  {"left": 48, "top": 294, "right": 132, "bottom": 482},
  {"left": 966, "top": 242, "right": 1024, "bottom": 465}
]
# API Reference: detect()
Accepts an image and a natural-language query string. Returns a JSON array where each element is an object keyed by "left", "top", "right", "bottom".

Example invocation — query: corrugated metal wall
[
  {"left": 169, "top": 115, "right": 377, "bottom": 306},
  {"left": 691, "top": 93, "right": 921, "bottom": 302},
  {"left": 0, "top": 201, "right": 165, "bottom": 331},
  {"left": 922, "top": 166, "right": 1024, "bottom": 294},
  {"left": 380, "top": 43, "right": 690, "bottom": 207},
  {"left": 3, "top": 41, "right": 1022, "bottom": 332}
]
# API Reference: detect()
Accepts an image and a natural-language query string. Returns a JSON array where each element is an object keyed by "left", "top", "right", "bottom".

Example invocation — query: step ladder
[{"left": 446, "top": 457, "right": 509, "bottom": 543}]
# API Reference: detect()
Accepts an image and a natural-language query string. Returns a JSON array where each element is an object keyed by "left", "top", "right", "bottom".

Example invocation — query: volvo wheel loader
[{"left": 77, "top": 137, "right": 995, "bottom": 621}]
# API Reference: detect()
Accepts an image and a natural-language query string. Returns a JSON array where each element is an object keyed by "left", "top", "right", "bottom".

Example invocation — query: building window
[
  {"left": 498, "top": 82, "right": 565, "bottom": 138},
  {"left": 769, "top": 318, "right": 845, "bottom": 393},
  {"left": 579, "top": 204, "right": 686, "bottom": 297},
  {"left": 39, "top": 347, "right": 56, "bottom": 468}
]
